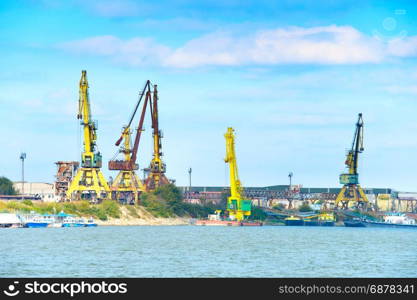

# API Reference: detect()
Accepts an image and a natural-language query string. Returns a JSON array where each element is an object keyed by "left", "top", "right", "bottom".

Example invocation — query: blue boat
[
  {"left": 83, "top": 218, "right": 98, "bottom": 227},
  {"left": 21, "top": 214, "right": 53, "bottom": 228}
]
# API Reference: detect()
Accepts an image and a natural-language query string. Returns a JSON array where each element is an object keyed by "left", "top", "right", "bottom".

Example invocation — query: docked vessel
[
  {"left": 285, "top": 213, "right": 335, "bottom": 226},
  {"left": 0, "top": 213, "right": 22, "bottom": 228},
  {"left": 20, "top": 213, "right": 54, "bottom": 228},
  {"left": 194, "top": 211, "right": 262, "bottom": 226},
  {"left": 344, "top": 213, "right": 417, "bottom": 228},
  {"left": 284, "top": 215, "right": 304, "bottom": 226}
]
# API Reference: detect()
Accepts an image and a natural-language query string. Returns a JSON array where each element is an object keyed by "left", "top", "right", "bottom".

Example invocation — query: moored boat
[
  {"left": 284, "top": 215, "right": 304, "bottom": 226},
  {"left": 344, "top": 213, "right": 417, "bottom": 228}
]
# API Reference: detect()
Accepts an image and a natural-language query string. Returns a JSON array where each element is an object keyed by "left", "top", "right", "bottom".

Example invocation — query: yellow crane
[
  {"left": 224, "top": 127, "right": 251, "bottom": 221},
  {"left": 335, "top": 113, "right": 368, "bottom": 209},
  {"left": 66, "top": 70, "right": 110, "bottom": 202},
  {"left": 108, "top": 81, "right": 152, "bottom": 203},
  {"left": 144, "top": 84, "right": 170, "bottom": 191}
]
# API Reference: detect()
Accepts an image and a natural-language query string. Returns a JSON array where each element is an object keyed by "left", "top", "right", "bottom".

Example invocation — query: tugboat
[{"left": 284, "top": 215, "right": 304, "bottom": 226}]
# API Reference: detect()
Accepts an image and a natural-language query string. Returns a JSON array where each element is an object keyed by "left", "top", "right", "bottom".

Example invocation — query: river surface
[{"left": 1, "top": 226, "right": 416, "bottom": 277}]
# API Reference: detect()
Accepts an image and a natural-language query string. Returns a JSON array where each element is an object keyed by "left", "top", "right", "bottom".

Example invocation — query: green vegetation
[
  {"left": 248, "top": 206, "right": 267, "bottom": 221},
  {"left": 141, "top": 184, "right": 222, "bottom": 218},
  {"left": 0, "top": 200, "right": 120, "bottom": 221},
  {"left": 0, "top": 177, "right": 17, "bottom": 195},
  {"left": 298, "top": 202, "right": 313, "bottom": 212},
  {"left": 272, "top": 203, "right": 286, "bottom": 210}
]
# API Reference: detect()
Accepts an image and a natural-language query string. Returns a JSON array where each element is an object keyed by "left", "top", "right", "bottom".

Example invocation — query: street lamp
[
  {"left": 20, "top": 152, "right": 26, "bottom": 199},
  {"left": 188, "top": 167, "right": 192, "bottom": 200},
  {"left": 288, "top": 172, "right": 293, "bottom": 190}
]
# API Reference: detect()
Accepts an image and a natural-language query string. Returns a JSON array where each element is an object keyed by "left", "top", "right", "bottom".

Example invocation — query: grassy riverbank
[{"left": 0, "top": 185, "right": 224, "bottom": 225}]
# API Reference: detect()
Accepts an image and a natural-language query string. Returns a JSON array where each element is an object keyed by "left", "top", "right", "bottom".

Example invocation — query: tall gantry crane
[
  {"left": 143, "top": 84, "right": 170, "bottom": 191},
  {"left": 108, "top": 81, "right": 152, "bottom": 203},
  {"left": 67, "top": 70, "right": 110, "bottom": 202},
  {"left": 224, "top": 127, "right": 252, "bottom": 221},
  {"left": 335, "top": 113, "right": 368, "bottom": 209}
]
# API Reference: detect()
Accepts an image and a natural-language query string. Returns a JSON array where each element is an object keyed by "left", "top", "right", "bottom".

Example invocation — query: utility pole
[
  {"left": 288, "top": 171, "right": 293, "bottom": 209},
  {"left": 188, "top": 167, "right": 192, "bottom": 200},
  {"left": 20, "top": 152, "right": 26, "bottom": 199}
]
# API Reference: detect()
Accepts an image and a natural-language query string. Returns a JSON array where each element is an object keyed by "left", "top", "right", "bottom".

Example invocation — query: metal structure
[
  {"left": 20, "top": 152, "right": 26, "bottom": 199},
  {"left": 66, "top": 71, "right": 110, "bottom": 202},
  {"left": 224, "top": 127, "right": 251, "bottom": 221},
  {"left": 55, "top": 161, "right": 79, "bottom": 201},
  {"left": 335, "top": 113, "right": 368, "bottom": 209},
  {"left": 108, "top": 81, "right": 153, "bottom": 203},
  {"left": 143, "top": 84, "right": 170, "bottom": 191}
]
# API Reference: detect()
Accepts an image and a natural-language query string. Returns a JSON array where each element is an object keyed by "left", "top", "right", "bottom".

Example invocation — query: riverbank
[
  {"left": 0, "top": 200, "right": 191, "bottom": 226},
  {"left": 96, "top": 206, "right": 190, "bottom": 226}
]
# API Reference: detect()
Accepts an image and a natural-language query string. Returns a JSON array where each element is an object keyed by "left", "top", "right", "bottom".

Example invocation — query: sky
[{"left": 1, "top": 0, "right": 417, "bottom": 191}]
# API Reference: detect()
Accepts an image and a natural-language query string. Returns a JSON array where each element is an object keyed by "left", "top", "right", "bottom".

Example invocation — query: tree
[
  {"left": 298, "top": 202, "right": 312, "bottom": 212},
  {"left": 0, "top": 177, "right": 17, "bottom": 195}
]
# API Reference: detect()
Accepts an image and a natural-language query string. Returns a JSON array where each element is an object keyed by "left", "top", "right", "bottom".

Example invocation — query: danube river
[{"left": 1, "top": 226, "right": 416, "bottom": 277}]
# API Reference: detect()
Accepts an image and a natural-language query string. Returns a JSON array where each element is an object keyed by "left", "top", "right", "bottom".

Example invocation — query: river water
[{"left": 1, "top": 226, "right": 416, "bottom": 277}]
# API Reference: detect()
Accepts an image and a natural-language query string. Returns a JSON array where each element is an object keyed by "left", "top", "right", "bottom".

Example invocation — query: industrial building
[{"left": 179, "top": 185, "right": 417, "bottom": 213}]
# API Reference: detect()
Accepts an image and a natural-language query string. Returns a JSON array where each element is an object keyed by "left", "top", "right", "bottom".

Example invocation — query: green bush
[
  {"left": 22, "top": 200, "right": 33, "bottom": 206},
  {"left": 298, "top": 202, "right": 312, "bottom": 212}
]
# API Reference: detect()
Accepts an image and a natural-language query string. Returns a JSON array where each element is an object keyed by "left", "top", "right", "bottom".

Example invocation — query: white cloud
[
  {"left": 58, "top": 35, "right": 171, "bottom": 66},
  {"left": 58, "top": 25, "right": 417, "bottom": 68}
]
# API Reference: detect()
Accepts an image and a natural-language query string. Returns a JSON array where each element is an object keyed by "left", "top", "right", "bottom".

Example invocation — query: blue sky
[{"left": 1, "top": 0, "right": 417, "bottom": 191}]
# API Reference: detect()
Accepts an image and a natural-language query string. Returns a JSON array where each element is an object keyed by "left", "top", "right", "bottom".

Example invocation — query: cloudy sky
[{"left": 1, "top": 0, "right": 417, "bottom": 191}]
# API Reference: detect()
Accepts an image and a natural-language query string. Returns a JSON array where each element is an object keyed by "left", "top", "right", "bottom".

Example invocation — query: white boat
[{"left": 0, "top": 213, "right": 22, "bottom": 228}]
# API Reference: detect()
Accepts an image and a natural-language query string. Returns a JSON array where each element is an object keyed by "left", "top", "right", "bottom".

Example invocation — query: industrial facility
[{"left": 3, "top": 70, "right": 417, "bottom": 216}]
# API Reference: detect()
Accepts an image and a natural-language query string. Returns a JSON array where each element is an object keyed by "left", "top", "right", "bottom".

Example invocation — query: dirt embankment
[{"left": 96, "top": 206, "right": 191, "bottom": 226}]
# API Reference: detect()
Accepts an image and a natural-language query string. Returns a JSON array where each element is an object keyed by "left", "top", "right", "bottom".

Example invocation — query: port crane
[
  {"left": 335, "top": 113, "right": 368, "bottom": 209},
  {"left": 108, "top": 81, "right": 152, "bottom": 203},
  {"left": 224, "top": 127, "right": 252, "bottom": 221},
  {"left": 67, "top": 70, "right": 110, "bottom": 202},
  {"left": 143, "top": 84, "right": 170, "bottom": 191}
]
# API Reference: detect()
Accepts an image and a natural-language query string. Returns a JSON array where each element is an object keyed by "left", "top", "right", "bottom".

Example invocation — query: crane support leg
[{"left": 66, "top": 168, "right": 110, "bottom": 202}]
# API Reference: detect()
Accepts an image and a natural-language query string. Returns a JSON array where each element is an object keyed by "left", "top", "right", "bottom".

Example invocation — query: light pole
[
  {"left": 287, "top": 171, "right": 293, "bottom": 209},
  {"left": 188, "top": 167, "right": 192, "bottom": 200},
  {"left": 20, "top": 152, "right": 26, "bottom": 199},
  {"left": 288, "top": 172, "right": 293, "bottom": 191}
]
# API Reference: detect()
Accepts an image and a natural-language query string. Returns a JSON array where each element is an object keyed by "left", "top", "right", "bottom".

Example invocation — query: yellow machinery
[
  {"left": 144, "top": 84, "right": 170, "bottom": 191},
  {"left": 108, "top": 81, "right": 152, "bottom": 203},
  {"left": 335, "top": 113, "right": 368, "bottom": 209},
  {"left": 224, "top": 127, "right": 252, "bottom": 221},
  {"left": 66, "top": 71, "right": 110, "bottom": 202}
]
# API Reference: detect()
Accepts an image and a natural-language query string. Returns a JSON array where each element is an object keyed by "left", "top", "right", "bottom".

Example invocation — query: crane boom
[
  {"left": 66, "top": 70, "right": 110, "bottom": 202},
  {"left": 335, "top": 113, "right": 368, "bottom": 209},
  {"left": 144, "top": 84, "right": 170, "bottom": 191},
  {"left": 224, "top": 127, "right": 251, "bottom": 221}
]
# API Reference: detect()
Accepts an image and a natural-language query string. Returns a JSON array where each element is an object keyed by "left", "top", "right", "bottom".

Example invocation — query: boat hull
[
  {"left": 24, "top": 222, "right": 49, "bottom": 228},
  {"left": 345, "top": 220, "right": 417, "bottom": 228},
  {"left": 285, "top": 219, "right": 304, "bottom": 226},
  {"left": 62, "top": 223, "right": 84, "bottom": 228},
  {"left": 195, "top": 220, "right": 262, "bottom": 226}
]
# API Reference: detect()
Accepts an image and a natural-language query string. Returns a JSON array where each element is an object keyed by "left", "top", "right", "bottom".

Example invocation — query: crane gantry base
[
  {"left": 66, "top": 168, "right": 110, "bottom": 203},
  {"left": 335, "top": 184, "right": 368, "bottom": 210},
  {"left": 111, "top": 170, "right": 144, "bottom": 204},
  {"left": 144, "top": 172, "right": 170, "bottom": 192}
]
